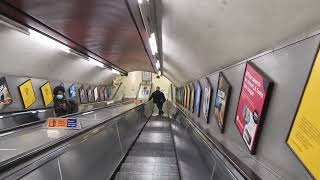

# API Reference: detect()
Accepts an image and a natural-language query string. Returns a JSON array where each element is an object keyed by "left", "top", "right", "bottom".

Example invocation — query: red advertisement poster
[{"left": 235, "top": 62, "right": 273, "bottom": 154}]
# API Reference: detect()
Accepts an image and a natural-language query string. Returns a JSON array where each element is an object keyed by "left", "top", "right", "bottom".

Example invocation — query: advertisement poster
[
  {"left": 93, "top": 87, "right": 99, "bottom": 102},
  {"left": 189, "top": 84, "right": 195, "bottom": 113},
  {"left": 138, "top": 85, "right": 151, "bottom": 100},
  {"left": 79, "top": 86, "right": 86, "bottom": 104},
  {"left": 87, "top": 87, "right": 94, "bottom": 103},
  {"left": 287, "top": 49, "right": 320, "bottom": 179},
  {"left": 235, "top": 62, "right": 273, "bottom": 154},
  {"left": 19, "top": 79, "right": 36, "bottom": 109},
  {"left": 183, "top": 86, "right": 186, "bottom": 108},
  {"left": 194, "top": 81, "right": 202, "bottom": 117},
  {"left": 186, "top": 85, "right": 190, "bottom": 109},
  {"left": 0, "top": 77, "right": 13, "bottom": 110},
  {"left": 203, "top": 78, "right": 212, "bottom": 123},
  {"left": 40, "top": 81, "right": 53, "bottom": 107},
  {"left": 68, "top": 84, "right": 77, "bottom": 100},
  {"left": 214, "top": 73, "right": 232, "bottom": 133},
  {"left": 142, "top": 72, "right": 152, "bottom": 81},
  {"left": 99, "top": 87, "right": 105, "bottom": 101},
  {"left": 104, "top": 86, "right": 112, "bottom": 100}
]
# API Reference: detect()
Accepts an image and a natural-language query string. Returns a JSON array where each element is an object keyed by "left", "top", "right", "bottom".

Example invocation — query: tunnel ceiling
[
  {"left": 0, "top": 0, "right": 154, "bottom": 73},
  {"left": 161, "top": 0, "right": 320, "bottom": 85}
]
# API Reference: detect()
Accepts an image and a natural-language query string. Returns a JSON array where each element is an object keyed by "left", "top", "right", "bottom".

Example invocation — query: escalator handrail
[
  {"left": 173, "top": 102, "right": 261, "bottom": 180},
  {"left": 0, "top": 101, "right": 152, "bottom": 174}
]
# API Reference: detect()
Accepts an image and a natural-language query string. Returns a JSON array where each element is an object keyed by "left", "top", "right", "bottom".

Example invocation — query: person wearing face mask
[{"left": 53, "top": 85, "right": 72, "bottom": 116}]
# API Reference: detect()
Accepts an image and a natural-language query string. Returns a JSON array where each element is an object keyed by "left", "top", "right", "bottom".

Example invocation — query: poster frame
[
  {"left": 79, "top": 85, "right": 87, "bottom": 104},
  {"left": 68, "top": 84, "right": 77, "bottom": 100},
  {"left": 285, "top": 47, "right": 320, "bottom": 179},
  {"left": 189, "top": 83, "right": 195, "bottom": 113},
  {"left": 214, "top": 72, "right": 232, "bottom": 133},
  {"left": 18, "top": 79, "right": 37, "bottom": 109},
  {"left": 87, "top": 87, "right": 94, "bottom": 103},
  {"left": 40, "top": 81, "right": 53, "bottom": 107},
  {"left": 0, "top": 76, "right": 13, "bottom": 110},
  {"left": 234, "top": 62, "right": 273, "bottom": 154},
  {"left": 93, "top": 86, "right": 99, "bottom": 102},
  {"left": 194, "top": 80, "right": 202, "bottom": 117},
  {"left": 203, "top": 77, "right": 213, "bottom": 123}
]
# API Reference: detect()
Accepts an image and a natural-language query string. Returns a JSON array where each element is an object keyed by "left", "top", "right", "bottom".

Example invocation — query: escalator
[{"left": 114, "top": 116, "right": 180, "bottom": 180}]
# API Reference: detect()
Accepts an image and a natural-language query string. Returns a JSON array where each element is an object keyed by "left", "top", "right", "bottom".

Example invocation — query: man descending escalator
[{"left": 149, "top": 86, "right": 166, "bottom": 116}]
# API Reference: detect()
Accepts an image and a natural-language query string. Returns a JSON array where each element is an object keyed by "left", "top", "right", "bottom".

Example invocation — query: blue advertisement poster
[
  {"left": 68, "top": 84, "right": 77, "bottom": 100},
  {"left": 194, "top": 81, "right": 202, "bottom": 117}
]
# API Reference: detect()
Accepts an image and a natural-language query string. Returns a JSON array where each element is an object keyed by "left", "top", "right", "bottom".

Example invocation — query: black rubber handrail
[{"left": 0, "top": 101, "right": 150, "bottom": 174}]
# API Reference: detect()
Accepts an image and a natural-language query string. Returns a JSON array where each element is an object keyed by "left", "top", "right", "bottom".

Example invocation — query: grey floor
[{"left": 115, "top": 116, "right": 180, "bottom": 180}]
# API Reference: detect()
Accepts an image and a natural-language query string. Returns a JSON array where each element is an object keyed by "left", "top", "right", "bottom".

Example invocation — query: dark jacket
[
  {"left": 54, "top": 98, "right": 78, "bottom": 116},
  {"left": 149, "top": 90, "right": 166, "bottom": 103}
]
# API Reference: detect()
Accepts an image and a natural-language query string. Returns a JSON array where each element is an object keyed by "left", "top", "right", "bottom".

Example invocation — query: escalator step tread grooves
[{"left": 115, "top": 117, "right": 181, "bottom": 180}]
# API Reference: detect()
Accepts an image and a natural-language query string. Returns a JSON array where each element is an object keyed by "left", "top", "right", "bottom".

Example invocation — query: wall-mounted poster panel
[
  {"left": 93, "top": 87, "right": 99, "bottom": 102},
  {"left": 203, "top": 78, "right": 212, "bottom": 123},
  {"left": 137, "top": 85, "right": 151, "bottom": 100},
  {"left": 79, "top": 86, "right": 86, "bottom": 104},
  {"left": 68, "top": 84, "right": 77, "bottom": 100},
  {"left": 104, "top": 86, "right": 112, "bottom": 100},
  {"left": 40, "top": 81, "right": 53, "bottom": 107},
  {"left": 214, "top": 73, "right": 232, "bottom": 133},
  {"left": 142, "top": 72, "right": 152, "bottom": 81},
  {"left": 19, "top": 79, "right": 36, "bottom": 109},
  {"left": 287, "top": 49, "right": 320, "bottom": 179},
  {"left": 186, "top": 85, "right": 190, "bottom": 109},
  {"left": 235, "top": 62, "right": 273, "bottom": 154},
  {"left": 87, "top": 87, "right": 94, "bottom": 103},
  {"left": 0, "top": 77, "right": 13, "bottom": 110},
  {"left": 189, "top": 84, "right": 195, "bottom": 113},
  {"left": 99, "top": 86, "right": 105, "bottom": 101},
  {"left": 194, "top": 81, "right": 202, "bottom": 117},
  {"left": 183, "top": 86, "right": 187, "bottom": 108}
]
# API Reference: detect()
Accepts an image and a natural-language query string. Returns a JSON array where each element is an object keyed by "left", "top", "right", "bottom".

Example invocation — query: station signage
[{"left": 47, "top": 118, "right": 81, "bottom": 129}]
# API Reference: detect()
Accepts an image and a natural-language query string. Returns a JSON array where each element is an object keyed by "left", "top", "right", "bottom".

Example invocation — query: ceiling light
[
  {"left": 29, "top": 29, "right": 70, "bottom": 53},
  {"left": 112, "top": 69, "right": 120, "bottom": 74},
  {"left": 0, "top": 116, "right": 3, "bottom": 119},
  {"left": 156, "top": 60, "right": 160, "bottom": 69},
  {"left": 138, "top": 0, "right": 143, "bottom": 4},
  {"left": 149, "top": 33, "right": 158, "bottom": 55},
  {"left": 88, "top": 58, "right": 105, "bottom": 68}
]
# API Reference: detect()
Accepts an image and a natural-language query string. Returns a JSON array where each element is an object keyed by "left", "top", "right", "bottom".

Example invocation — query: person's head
[
  {"left": 53, "top": 86, "right": 65, "bottom": 100},
  {"left": 156, "top": 86, "right": 160, "bottom": 91}
]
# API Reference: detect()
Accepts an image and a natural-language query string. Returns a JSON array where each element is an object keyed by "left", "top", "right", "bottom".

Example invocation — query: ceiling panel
[
  {"left": 162, "top": 0, "right": 320, "bottom": 85},
  {"left": 1, "top": 0, "right": 154, "bottom": 72}
]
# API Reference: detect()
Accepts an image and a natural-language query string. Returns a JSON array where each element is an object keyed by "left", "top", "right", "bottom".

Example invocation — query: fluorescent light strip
[
  {"left": 138, "top": 0, "right": 143, "bottom": 4},
  {"left": 29, "top": 29, "right": 70, "bottom": 53},
  {"left": 88, "top": 58, "right": 105, "bottom": 68},
  {"left": 112, "top": 69, "right": 120, "bottom": 74},
  {"left": 157, "top": 71, "right": 161, "bottom": 76},
  {"left": 149, "top": 33, "right": 158, "bottom": 55},
  {"left": 156, "top": 60, "right": 160, "bottom": 69}
]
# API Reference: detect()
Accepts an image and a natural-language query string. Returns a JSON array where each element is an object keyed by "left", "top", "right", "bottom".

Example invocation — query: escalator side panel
[{"left": 20, "top": 159, "right": 61, "bottom": 180}]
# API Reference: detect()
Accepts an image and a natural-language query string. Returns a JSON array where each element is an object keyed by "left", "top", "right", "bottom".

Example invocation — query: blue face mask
[{"left": 56, "top": 95, "right": 64, "bottom": 100}]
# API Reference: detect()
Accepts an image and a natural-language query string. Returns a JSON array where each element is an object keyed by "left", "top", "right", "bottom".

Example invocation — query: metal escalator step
[
  {"left": 124, "top": 156, "right": 177, "bottom": 165},
  {"left": 132, "top": 142, "right": 175, "bottom": 151},
  {"left": 129, "top": 150, "right": 176, "bottom": 157},
  {"left": 115, "top": 172, "right": 180, "bottom": 180},
  {"left": 118, "top": 163, "right": 179, "bottom": 175}
]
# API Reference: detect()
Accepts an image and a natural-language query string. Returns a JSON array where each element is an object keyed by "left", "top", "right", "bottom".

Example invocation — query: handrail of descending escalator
[
  {"left": 0, "top": 100, "right": 152, "bottom": 174},
  {"left": 173, "top": 102, "right": 261, "bottom": 180}
]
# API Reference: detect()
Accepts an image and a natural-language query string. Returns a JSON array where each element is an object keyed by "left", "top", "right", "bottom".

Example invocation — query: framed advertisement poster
[
  {"left": 79, "top": 86, "right": 86, "bottom": 104},
  {"left": 235, "top": 62, "right": 273, "bottom": 154},
  {"left": 87, "top": 87, "right": 94, "bottom": 103},
  {"left": 287, "top": 49, "right": 320, "bottom": 179},
  {"left": 214, "top": 73, "right": 232, "bottom": 133},
  {"left": 68, "top": 84, "right": 77, "bottom": 100},
  {"left": 40, "top": 81, "right": 53, "bottom": 107},
  {"left": 186, "top": 85, "right": 190, "bottom": 109},
  {"left": 104, "top": 86, "right": 112, "bottom": 100},
  {"left": 189, "top": 84, "right": 195, "bottom": 113},
  {"left": 0, "top": 77, "right": 13, "bottom": 110},
  {"left": 19, "top": 79, "right": 36, "bottom": 109},
  {"left": 93, "top": 87, "right": 99, "bottom": 102},
  {"left": 203, "top": 78, "right": 212, "bottom": 123},
  {"left": 99, "top": 87, "right": 105, "bottom": 101},
  {"left": 194, "top": 81, "right": 202, "bottom": 117}
]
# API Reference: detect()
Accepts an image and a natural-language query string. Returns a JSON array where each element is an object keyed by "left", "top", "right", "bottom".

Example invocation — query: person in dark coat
[
  {"left": 53, "top": 86, "right": 78, "bottom": 116},
  {"left": 149, "top": 86, "right": 166, "bottom": 116}
]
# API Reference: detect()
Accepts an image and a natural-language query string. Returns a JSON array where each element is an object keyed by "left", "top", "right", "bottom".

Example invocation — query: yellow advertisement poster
[
  {"left": 287, "top": 50, "right": 320, "bottom": 179},
  {"left": 19, "top": 80, "right": 36, "bottom": 109},
  {"left": 40, "top": 82, "right": 53, "bottom": 107}
]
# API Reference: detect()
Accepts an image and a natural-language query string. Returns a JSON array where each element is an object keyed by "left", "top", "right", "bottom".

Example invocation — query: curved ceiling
[
  {"left": 162, "top": 0, "right": 320, "bottom": 85},
  {"left": 0, "top": 0, "right": 154, "bottom": 73}
]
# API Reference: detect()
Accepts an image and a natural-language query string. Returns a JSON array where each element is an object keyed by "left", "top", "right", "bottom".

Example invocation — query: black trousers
[{"left": 156, "top": 102, "right": 164, "bottom": 115}]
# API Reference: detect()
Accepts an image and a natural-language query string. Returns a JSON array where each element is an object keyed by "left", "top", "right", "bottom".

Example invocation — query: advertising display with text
[
  {"left": 194, "top": 81, "right": 202, "bottom": 117},
  {"left": 40, "top": 81, "right": 53, "bottom": 107},
  {"left": 189, "top": 84, "right": 194, "bottom": 113},
  {"left": 287, "top": 49, "right": 320, "bottom": 179},
  {"left": 79, "top": 86, "right": 87, "bottom": 104},
  {"left": 19, "top": 79, "right": 36, "bottom": 109},
  {"left": 203, "top": 78, "right": 212, "bottom": 123},
  {"left": 235, "top": 62, "right": 273, "bottom": 154},
  {"left": 0, "top": 77, "right": 13, "bottom": 110}
]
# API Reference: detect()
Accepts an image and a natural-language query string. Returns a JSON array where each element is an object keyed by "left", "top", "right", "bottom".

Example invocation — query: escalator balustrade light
[
  {"left": 88, "top": 58, "right": 105, "bottom": 68},
  {"left": 112, "top": 69, "right": 120, "bottom": 74}
]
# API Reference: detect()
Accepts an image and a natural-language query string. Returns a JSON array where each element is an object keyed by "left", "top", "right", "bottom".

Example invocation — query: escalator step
[
  {"left": 125, "top": 156, "right": 177, "bottom": 165},
  {"left": 118, "top": 163, "right": 179, "bottom": 175},
  {"left": 129, "top": 150, "right": 176, "bottom": 157},
  {"left": 115, "top": 172, "right": 180, "bottom": 180}
]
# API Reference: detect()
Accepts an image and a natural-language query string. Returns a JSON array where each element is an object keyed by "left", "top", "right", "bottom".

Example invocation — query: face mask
[{"left": 56, "top": 95, "right": 64, "bottom": 100}]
